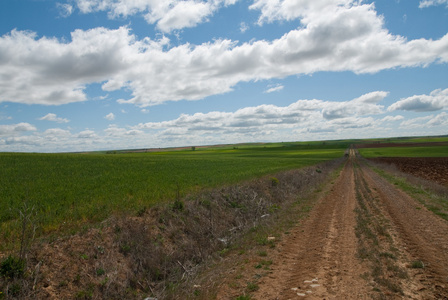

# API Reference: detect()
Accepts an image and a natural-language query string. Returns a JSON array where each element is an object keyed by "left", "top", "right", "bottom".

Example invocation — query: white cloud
[
  {"left": 39, "top": 113, "right": 70, "bottom": 123},
  {"left": 264, "top": 84, "right": 284, "bottom": 93},
  {"left": 322, "top": 91, "right": 388, "bottom": 120},
  {"left": 152, "top": 1, "right": 213, "bottom": 33},
  {"left": 104, "top": 125, "right": 144, "bottom": 137},
  {"left": 2, "top": 91, "right": 448, "bottom": 152},
  {"left": 388, "top": 88, "right": 448, "bottom": 112},
  {"left": 44, "top": 128, "right": 72, "bottom": 136},
  {"left": 427, "top": 112, "right": 448, "bottom": 126},
  {"left": 400, "top": 112, "right": 448, "bottom": 128},
  {"left": 57, "top": 3, "right": 74, "bottom": 17},
  {"left": 135, "top": 92, "right": 386, "bottom": 136},
  {"left": 105, "top": 112, "right": 115, "bottom": 120},
  {"left": 0, "top": 123, "right": 37, "bottom": 136},
  {"left": 249, "top": 0, "right": 351, "bottom": 25},
  {"left": 77, "top": 130, "right": 97, "bottom": 138},
  {"left": 419, "top": 0, "right": 448, "bottom": 8},
  {"left": 4, "top": 136, "right": 42, "bottom": 146},
  {"left": 1, "top": 2, "right": 448, "bottom": 107},
  {"left": 240, "top": 22, "right": 249, "bottom": 33},
  {"left": 0, "top": 112, "right": 12, "bottom": 121},
  {"left": 381, "top": 115, "right": 404, "bottom": 122},
  {"left": 73, "top": 0, "right": 238, "bottom": 33}
]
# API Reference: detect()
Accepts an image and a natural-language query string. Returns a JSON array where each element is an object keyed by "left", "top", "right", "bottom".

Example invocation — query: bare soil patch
[
  {"left": 369, "top": 157, "right": 448, "bottom": 186},
  {"left": 215, "top": 151, "right": 448, "bottom": 299},
  {"left": 355, "top": 142, "right": 448, "bottom": 149},
  {"left": 248, "top": 152, "right": 369, "bottom": 299}
]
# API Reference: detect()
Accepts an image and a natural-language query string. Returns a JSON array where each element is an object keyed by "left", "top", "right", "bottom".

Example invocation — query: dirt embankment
[{"left": 227, "top": 150, "right": 448, "bottom": 299}]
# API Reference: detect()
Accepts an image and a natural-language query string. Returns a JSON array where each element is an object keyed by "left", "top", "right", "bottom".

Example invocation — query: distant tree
[{"left": 191, "top": 146, "right": 196, "bottom": 151}]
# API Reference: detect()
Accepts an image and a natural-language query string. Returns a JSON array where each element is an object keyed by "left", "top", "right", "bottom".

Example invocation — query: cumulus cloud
[
  {"left": 388, "top": 88, "right": 448, "bottom": 112},
  {"left": 39, "top": 113, "right": 70, "bottom": 123},
  {"left": 104, "top": 125, "right": 143, "bottom": 136},
  {"left": 2, "top": 91, "right": 448, "bottom": 152},
  {"left": 1, "top": 1, "right": 448, "bottom": 107},
  {"left": 105, "top": 112, "right": 115, "bottom": 120},
  {"left": 0, "top": 123, "right": 37, "bottom": 136},
  {"left": 135, "top": 92, "right": 386, "bottom": 136},
  {"left": 400, "top": 112, "right": 448, "bottom": 128},
  {"left": 419, "top": 0, "right": 448, "bottom": 8},
  {"left": 44, "top": 128, "right": 71, "bottom": 136},
  {"left": 322, "top": 91, "right": 388, "bottom": 120},
  {"left": 77, "top": 130, "right": 97, "bottom": 138},
  {"left": 250, "top": 0, "right": 351, "bottom": 24},
  {"left": 73, "top": 0, "right": 238, "bottom": 33},
  {"left": 381, "top": 115, "right": 404, "bottom": 122}
]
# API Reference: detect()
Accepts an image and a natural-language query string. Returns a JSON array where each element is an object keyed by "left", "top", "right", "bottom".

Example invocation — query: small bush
[
  {"left": 246, "top": 282, "right": 259, "bottom": 292},
  {"left": 10, "top": 283, "right": 22, "bottom": 296},
  {"left": 172, "top": 199, "right": 185, "bottom": 211},
  {"left": 0, "top": 255, "right": 25, "bottom": 279},
  {"left": 410, "top": 260, "right": 425, "bottom": 269},
  {"left": 96, "top": 268, "right": 106, "bottom": 276},
  {"left": 270, "top": 177, "right": 279, "bottom": 187},
  {"left": 119, "top": 243, "right": 132, "bottom": 256}
]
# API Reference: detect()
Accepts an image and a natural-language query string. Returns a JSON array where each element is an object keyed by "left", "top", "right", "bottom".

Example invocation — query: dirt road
[{"left": 251, "top": 150, "right": 448, "bottom": 299}]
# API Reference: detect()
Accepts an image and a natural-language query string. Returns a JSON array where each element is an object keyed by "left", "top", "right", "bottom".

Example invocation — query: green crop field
[
  {"left": 358, "top": 146, "right": 448, "bottom": 158},
  {"left": 0, "top": 142, "right": 347, "bottom": 250}
]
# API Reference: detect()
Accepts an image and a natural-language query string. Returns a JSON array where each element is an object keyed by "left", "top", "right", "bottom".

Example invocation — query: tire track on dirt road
[
  {"left": 252, "top": 151, "right": 369, "bottom": 299},
  {"left": 250, "top": 150, "right": 448, "bottom": 299},
  {"left": 358, "top": 158, "right": 448, "bottom": 299}
]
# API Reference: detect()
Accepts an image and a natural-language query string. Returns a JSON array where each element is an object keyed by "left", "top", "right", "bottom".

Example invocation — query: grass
[
  {"left": 358, "top": 146, "right": 448, "bottom": 158},
  {"left": 0, "top": 143, "right": 346, "bottom": 251}
]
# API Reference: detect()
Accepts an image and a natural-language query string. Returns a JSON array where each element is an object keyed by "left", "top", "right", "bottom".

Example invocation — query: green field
[
  {"left": 0, "top": 143, "right": 346, "bottom": 249},
  {"left": 358, "top": 146, "right": 448, "bottom": 158}
]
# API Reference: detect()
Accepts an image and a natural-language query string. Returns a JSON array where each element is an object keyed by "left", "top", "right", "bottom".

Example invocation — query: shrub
[
  {"left": 96, "top": 268, "right": 106, "bottom": 276},
  {"left": 246, "top": 282, "right": 259, "bottom": 292},
  {"left": 410, "top": 260, "right": 425, "bottom": 269},
  {"left": 0, "top": 255, "right": 25, "bottom": 279},
  {"left": 172, "top": 199, "right": 184, "bottom": 211},
  {"left": 270, "top": 177, "right": 279, "bottom": 187}
]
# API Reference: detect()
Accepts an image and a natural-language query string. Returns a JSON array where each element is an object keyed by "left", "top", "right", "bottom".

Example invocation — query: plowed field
[{"left": 368, "top": 157, "right": 448, "bottom": 186}]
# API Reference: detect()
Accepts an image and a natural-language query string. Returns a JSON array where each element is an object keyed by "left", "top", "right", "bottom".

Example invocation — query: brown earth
[
  {"left": 355, "top": 142, "right": 448, "bottom": 148},
  {"left": 217, "top": 150, "right": 448, "bottom": 299},
  {"left": 368, "top": 157, "right": 448, "bottom": 186}
]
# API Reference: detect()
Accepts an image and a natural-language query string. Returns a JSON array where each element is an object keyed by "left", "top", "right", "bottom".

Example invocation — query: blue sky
[{"left": 0, "top": 0, "right": 447, "bottom": 152}]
